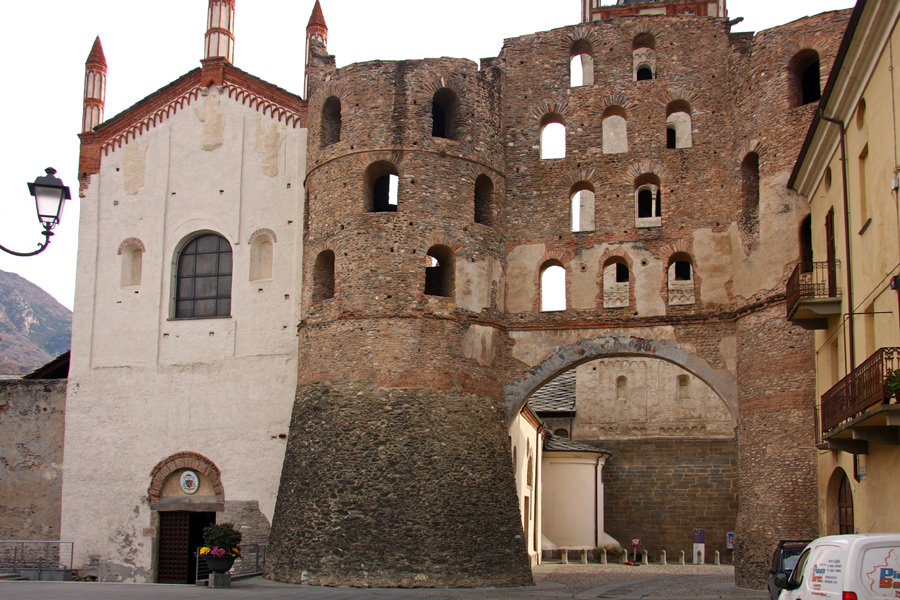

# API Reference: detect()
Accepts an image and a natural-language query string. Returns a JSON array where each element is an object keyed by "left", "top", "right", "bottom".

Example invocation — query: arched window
[
  {"left": 474, "top": 174, "right": 494, "bottom": 225},
  {"left": 633, "top": 32, "right": 657, "bottom": 81},
  {"left": 634, "top": 174, "right": 662, "bottom": 227},
  {"left": 175, "top": 233, "right": 232, "bottom": 318},
  {"left": 616, "top": 375, "right": 627, "bottom": 399},
  {"left": 570, "top": 182, "right": 595, "bottom": 232},
  {"left": 432, "top": 88, "right": 459, "bottom": 139},
  {"left": 570, "top": 40, "right": 594, "bottom": 87},
  {"left": 312, "top": 250, "right": 335, "bottom": 302},
  {"left": 321, "top": 96, "right": 341, "bottom": 147},
  {"left": 667, "top": 252, "right": 695, "bottom": 306},
  {"left": 249, "top": 234, "right": 274, "bottom": 281},
  {"left": 540, "top": 261, "right": 566, "bottom": 312},
  {"left": 603, "top": 259, "right": 629, "bottom": 308},
  {"left": 364, "top": 161, "right": 399, "bottom": 212},
  {"left": 120, "top": 242, "right": 143, "bottom": 287},
  {"left": 666, "top": 100, "right": 692, "bottom": 149},
  {"left": 425, "top": 245, "right": 454, "bottom": 298},
  {"left": 540, "top": 114, "right": 566, "bottom": 160},
  {"left": 602, "top": 105, "right": 628, "bottom": 154},
  {"left": 799, "top": 215, "right": 813, "bottom": 268},
  {"left": 790, "top": 49, "right": 821, "bottom": 107},
  {"left": 554, "top": 428, "right": 570, "bottom": 438}
]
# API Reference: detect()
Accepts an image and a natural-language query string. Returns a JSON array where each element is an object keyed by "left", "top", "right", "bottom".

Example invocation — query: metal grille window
[{"left": 175, "top": 234, "right": 232, "bottom": 318}]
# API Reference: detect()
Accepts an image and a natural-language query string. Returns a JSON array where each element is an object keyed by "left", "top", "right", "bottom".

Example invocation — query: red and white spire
[
  {"left": 304, "top": 0, "right": 328, "bottom": 98},
  {"left": 82, "top": 36, "right": 107, "bottom": 133},
  {"left": 205, "top": 0, "right": 235, "bottom": 63}
]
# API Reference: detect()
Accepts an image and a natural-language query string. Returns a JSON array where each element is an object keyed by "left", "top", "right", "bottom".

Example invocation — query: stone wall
[
  {"left": 0, "top": 379, "right": 66, "bottom": 540},
  {"left": 601, "top": 438, "right": 738, "bottom": 561}
]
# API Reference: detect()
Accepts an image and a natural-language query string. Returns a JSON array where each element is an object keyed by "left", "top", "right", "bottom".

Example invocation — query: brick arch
[
  {"left": 659, "top": 88, "right": 699, "bottom": 113},
  {"left": 632, "top": 23, "right": 659, "bottom": 48},
  {"left": 421, "top": 75, "right": 466, "bottom": 101},
  {"left": 248, "top": 227, "right": 278, "bottom": 245},
  {"left": 561, "top": 25, "right": 602, "bottom": 55},
  {"left": 148, "top": 451, "right": 223, "bottom": 504},
  {"left": 735, "top": 139, "right": 767, "bottom": 164},
  {"left": 117, "top": 237, "right": 146, "bottom": 255},
  {"left": 563, "top": 168, "right": 601, "bottom": 191},
  {"left": 596, "top": 93, "right": 635, "bottom": 118},
  {"left": 320, "top": 82, "right": 350, "bottom": 104},
  {"left": 530, "top": 100, "right": 572, "bottom": 123},
  {"left": 626, "top": 159, "right": 668, "bottom": 183},
  {"left": 504, "top": 336, "right": 737, "bottom": 422},
  {"left": 354, "top": 150, "right": 405, "bottom": 170}
]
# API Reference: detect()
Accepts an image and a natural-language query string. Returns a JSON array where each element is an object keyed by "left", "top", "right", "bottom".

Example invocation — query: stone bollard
[
  {"left": 641, "top": 550, "right": 648, "bottom": 565},
  {"left": 715, "top": 551, "right": 720, "bottom": 566},
  {"left": 679, "top": 550, "right": 685, "bottom": 565},
  {"left": 601, "top": 549, "right": 607, "bottom": 565},
  {"left": 622, "top": 551, "right": 629, "bottom": 564},
  {"left": 661, "top": 550, "right": 667, "bottom": 566},
  {"left": 208, "top": 573, "right": 231, "bottom": 588},
  {"left": 697, "top": 549, "right": 703, "bottom": 565},
  {"left": 562, "top": 549, "right": 568, "bottom": 565},
  {"left": 581, "top": 550, "right": 588, "bottom": 565}
]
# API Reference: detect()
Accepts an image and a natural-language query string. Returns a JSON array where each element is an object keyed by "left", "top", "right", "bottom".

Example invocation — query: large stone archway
[{"left": 505, "top": 336, "right": 737, "bottom": 421}]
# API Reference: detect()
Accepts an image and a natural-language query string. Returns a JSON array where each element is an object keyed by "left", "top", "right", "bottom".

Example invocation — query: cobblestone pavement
[{"left": 0, "top": 564, "right": 767, "bottom": 599}]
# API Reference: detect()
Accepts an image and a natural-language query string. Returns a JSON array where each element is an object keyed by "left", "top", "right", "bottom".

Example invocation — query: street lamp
[{"left": 0, "top": 168, "right": 71, "bottom": 257}]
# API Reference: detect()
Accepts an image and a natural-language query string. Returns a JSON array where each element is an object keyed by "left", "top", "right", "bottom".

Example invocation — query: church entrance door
[{"left": 158, "top": 511, "right": 216, "bottom": 583}]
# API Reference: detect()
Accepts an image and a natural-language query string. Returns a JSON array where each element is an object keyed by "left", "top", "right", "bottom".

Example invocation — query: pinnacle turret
[
  {"left": 82, "top": 36, "right": 107, "bottom": 133},
  {"left": 204, "top": 0, "right": 235, "bottom": 63},
  {"left": 304, "top": 0, "right": 329, "bottom": 99}
]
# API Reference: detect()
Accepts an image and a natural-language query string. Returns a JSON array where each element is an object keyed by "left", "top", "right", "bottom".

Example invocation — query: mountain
[{"left": 0, "top": 269, "right": 72, "bottom": 375}]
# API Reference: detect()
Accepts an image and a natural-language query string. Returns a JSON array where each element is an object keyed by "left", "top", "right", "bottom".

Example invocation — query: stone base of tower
[{"left": 265, "top": 380, "right": 534, "bottom": 588}]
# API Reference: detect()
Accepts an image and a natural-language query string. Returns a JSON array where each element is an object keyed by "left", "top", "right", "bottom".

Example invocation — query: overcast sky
[{"left": 0, "top": 0, "right": 855, "bottom": 310}]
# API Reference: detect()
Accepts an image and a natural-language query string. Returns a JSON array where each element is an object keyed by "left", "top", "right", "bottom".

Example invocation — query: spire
[
  {"left": 204, "top": 0, "right": 235, "bottom": 63},
  {"left": 304, "top": 1, "right": 328, "bottom": 99},
  {"left": 82, "top": 36, "right": 107, "bottom": 133}
]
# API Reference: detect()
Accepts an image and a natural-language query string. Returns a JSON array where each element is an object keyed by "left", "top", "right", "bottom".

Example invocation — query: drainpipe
[{"left": 819, "top": 111, "right": 857, "bottom": 370}]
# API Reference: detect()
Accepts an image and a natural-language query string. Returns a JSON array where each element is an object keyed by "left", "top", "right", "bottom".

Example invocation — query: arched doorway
[
  {"left": 149, "top": 452, "right": 224, "bottom": 584},
  {"left": 838, "top": 473, "right": 854, "bottom": 534},
  {"left": 825, "top": 468, "right": 854, "bottom": 535}
]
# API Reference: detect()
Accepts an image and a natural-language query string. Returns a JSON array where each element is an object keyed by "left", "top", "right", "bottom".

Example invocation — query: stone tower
[{"left": 265, "top": 3, "right": 532, "bottom": 589}]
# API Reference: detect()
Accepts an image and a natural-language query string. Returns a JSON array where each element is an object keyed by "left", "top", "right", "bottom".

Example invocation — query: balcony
[
  {"left": 786, "top": 261, "right": 841, "bottom": 330},
  {"left": 818, "top": 347, "right": 900, "bottom": 453}
]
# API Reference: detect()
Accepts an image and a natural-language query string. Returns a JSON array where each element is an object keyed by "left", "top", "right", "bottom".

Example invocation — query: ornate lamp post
[{"left": 0, "top": 168, "right": 71, "bottom": 257}]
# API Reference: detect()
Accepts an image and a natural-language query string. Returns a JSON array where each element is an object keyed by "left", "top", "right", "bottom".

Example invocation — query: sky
[{"left": 0, "top": 0, "right": 855, "bottom": 311}]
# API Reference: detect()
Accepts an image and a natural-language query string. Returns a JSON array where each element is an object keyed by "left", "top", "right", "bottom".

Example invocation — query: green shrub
[{"left": 202, "top": 522, "right": 242, "bottom": 551}]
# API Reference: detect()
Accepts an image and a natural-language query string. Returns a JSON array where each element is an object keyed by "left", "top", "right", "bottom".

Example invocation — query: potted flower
[
  {"left": 885, "top": 368, "right": 900, "bottom": 399},
  {"left": 199, "top": 523, "right": 242, "bottom": 574}
]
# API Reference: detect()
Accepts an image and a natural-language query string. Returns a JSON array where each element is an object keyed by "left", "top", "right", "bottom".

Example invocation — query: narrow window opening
[
  {"left": 638, "top": 189, "right": 653, "bottom": 218},
  {"left": 667, "top": 253, "right": 695, "bottom": 306},
  {"left": 320, "top": 96, "right": 341, "bottom": 147},
  {"left": 616, "top": 263, "right": 629, "bottom": 283},
  {"left": 790, "top": 49, "right": 821, "bottom": 107},
  {"left": 799, "top": 215, "right": 813, "bottom": 268},
  {"left": 666, "top": 127, "right": 676, "bottom": 149},
  {"left": 570, "top": 183, "right": 595, "bottom": 232},
  {"left": 674, "top": 261, "right": 691, "bottom": 281},
  {"left": 603, "top": 260, "right": 629, "bottom": 308},
  {"left": 250, "top": 236, "right": 274, "bottom": 282},
  {"left": 678, "top": 375, "right": 690, "bottom": 399},
  {"left": 801, "top": 60, "right": 821, "bottom": 105},
  {"left": 540, "top": 116, "right": 566, "bottom": 160},
  {"left": 570, "top": 40, "right": 594, "bottom": 87},
  {"left": 365, "top": 161, "right": 399, "bottom": 213},
  {"left": 602, "top": 106, "right": 627, "bottom": 154},
  {"left": 636, "top": 67, "right": 653, "bottom": 81},
  {"left": 425, "top": 245, "right": 454, "bottom": 298},
  {"left": 540, "top": 262, "right": 566, "bottom": 311},
  {"left": 616, "top": 376, "right": 627, "bottom": 399},
  {"left": 121, "top": 244, "right": 143, "bottom": 287},
  {"left": 312, "top": 250, "right": 335, "bottom": 302},
  {"left": 666, "top": 101, "right": 692, "bottom": 148},
  {"left": 432, "top": 88, "right": 459, "bottom": 140},
  {"left": 474, "top": 174, "right": 494, "bottom": 225}
]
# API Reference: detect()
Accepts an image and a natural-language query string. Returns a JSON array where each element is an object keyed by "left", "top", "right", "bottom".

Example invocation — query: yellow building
[{"left": 790, "top": 0, "right": 900, "bottom": 537}]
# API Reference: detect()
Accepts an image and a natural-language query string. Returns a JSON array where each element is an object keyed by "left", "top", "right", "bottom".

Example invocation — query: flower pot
[{"left": 203, "top": 555, "right": 236, "bottom": 574}]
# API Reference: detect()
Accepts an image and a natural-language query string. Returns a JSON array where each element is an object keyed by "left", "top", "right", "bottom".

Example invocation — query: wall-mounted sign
[{"left": 180, "top": 470, "right": 199, "bottom": 495}]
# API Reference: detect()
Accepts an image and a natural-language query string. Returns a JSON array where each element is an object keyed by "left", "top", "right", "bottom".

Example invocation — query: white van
[{"left": 775, "top": 534, "right": 900, "bottom": 600}]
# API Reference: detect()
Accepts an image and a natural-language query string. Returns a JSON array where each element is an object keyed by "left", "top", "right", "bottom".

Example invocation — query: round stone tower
[{"left": 265, "top": 53, "right": 531, "bottom": 587}]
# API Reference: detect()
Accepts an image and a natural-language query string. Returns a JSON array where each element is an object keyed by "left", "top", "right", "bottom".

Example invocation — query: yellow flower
[{"left": 199, "top": 547, "right": 210, "bottom": 555}]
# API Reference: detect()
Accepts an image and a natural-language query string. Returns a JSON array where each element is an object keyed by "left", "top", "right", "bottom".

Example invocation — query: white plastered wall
[{"left": 62, "top": 86, "right": 306, "bottom": 581}]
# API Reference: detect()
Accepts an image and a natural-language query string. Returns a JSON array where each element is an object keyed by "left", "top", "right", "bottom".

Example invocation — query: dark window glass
[{"left": 175, "top": 234, "right": 232, "bottom": 318}]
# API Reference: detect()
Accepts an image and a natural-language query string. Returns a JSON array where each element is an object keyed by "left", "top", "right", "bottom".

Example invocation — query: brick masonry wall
[
  {"left": 0, "top": 379, "right": 66, "bottom": 540},
  {"left": 599, "top": 437, "right": 738, "bottom": 561},
  {"left": 266, "top": 381, "right": 532, "bottom": 587}
]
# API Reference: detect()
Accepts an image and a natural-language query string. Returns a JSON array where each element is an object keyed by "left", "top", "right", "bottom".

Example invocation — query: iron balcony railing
[
  {"left": 786, "top": 261, "right": 840, "bottom": 319},
  {"left": 820, "top": 347, "right": 900, "bottom": 435}
]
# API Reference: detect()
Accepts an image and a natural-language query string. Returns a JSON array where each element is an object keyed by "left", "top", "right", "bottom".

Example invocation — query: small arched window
[
  {"left": 799, "top": 215, "right": 813, "bottom": 268},
  {"left": 432, "top": 88, "right": 459, "bottom": 139},
  {"left": 321, "top": 96, "right": 341, "bottom": 147},
  {"left": 666, "top": 100, "right": 692, "bottom": 149},
  {"left": 365, "top": 161, "right": 399, "bottom": 213},
  {"left": 540, "top": 261, "right": 566, "bottom": 312},
  {"left": 603, "top": 259, "right": 629, "bottom": 308},
  {"left": 121, "top": 242, "right": 143, "bottom": 287},
  {"left": 633, "top": 32, "right": 657, "bottom": 81},
  {"left": 312, "top": 250, "right": 335, "bottom": 302},
  {"left": 616, "top": 375, "right": 627, "bottom": 399},
  {"left": 474, "top": 174, "right": 494, "bottom": 225},
  {"left": 425, "top": 245, "right": 454, "bottom": 298},
  {"left": 602, "top": 105, "right": 628, "bottom": 154},
  {"left": 790, "top": 49, "right": 821, "bottom": 107},
  {"left": 570, "top": 182, "right": 595, "bottom": 232},
  {"left": 634, "top": 174, "right": 662, "bottom": 227},
  {"left": 570, "top": 40, "right": 594, "bottom": 87},
  {"left": 175, "top": 233, "right": 232, "bottom": 318},
  {"left": 667, "top": 253, "right": 695, "bottom": 306},
  {"left": 540, "top": 114, "right": 566, "bottom": 160},
  {"left": 250, "top": 234, "right": 274, "bottom": 282}
]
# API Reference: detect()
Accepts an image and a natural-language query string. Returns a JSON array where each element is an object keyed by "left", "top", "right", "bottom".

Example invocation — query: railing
[
  {"left": 0, "top": 541, "right": 73, "bottom": 570},
  {"left": 820, "top": 347, "right": 900, "bottom": 434},
  {"left": 786, "top": 261, "right": 840, "bottom": 318},
  {"left": 195, "top": 543, "right": 266, "bottom": 583}
]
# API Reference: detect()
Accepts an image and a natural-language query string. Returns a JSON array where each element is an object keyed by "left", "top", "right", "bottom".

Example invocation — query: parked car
[
  {"left": 774, "top": 534, "right": 900, "bottom": 600},
  {"left": 769, "top": 540, "right": 811, "bottom": 600}
]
